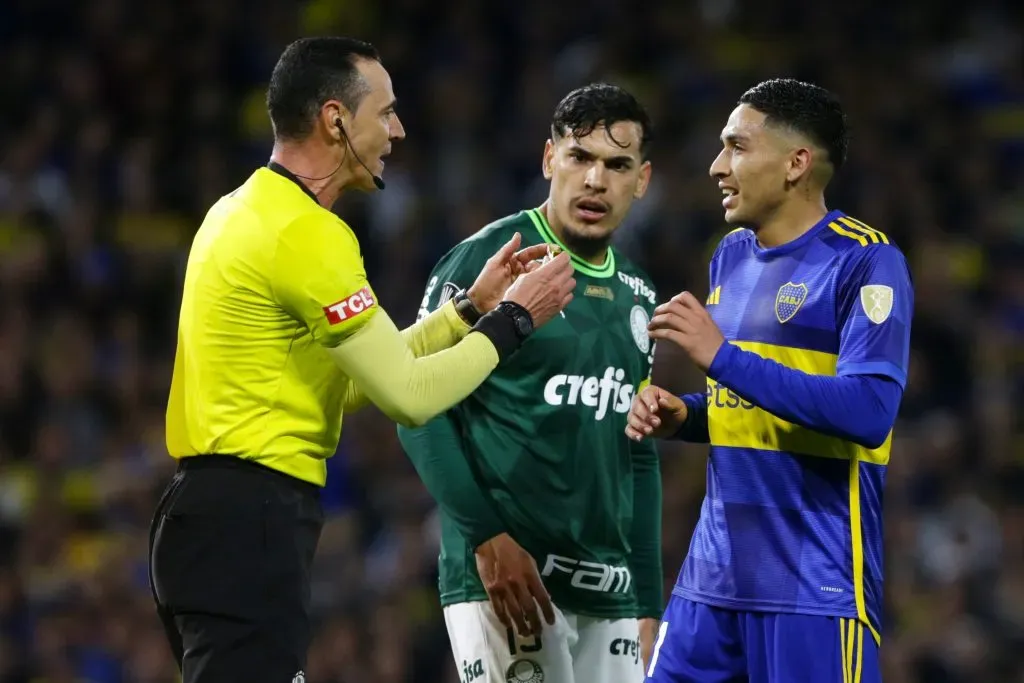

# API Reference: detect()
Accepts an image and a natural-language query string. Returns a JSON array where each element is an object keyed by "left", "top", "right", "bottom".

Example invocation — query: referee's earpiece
[{"left": 333, "top": 116, "right": 386, "bottom": 191}]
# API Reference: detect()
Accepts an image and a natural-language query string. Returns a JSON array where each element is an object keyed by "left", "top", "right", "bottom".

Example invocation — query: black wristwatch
[
  {"left": 495, "top": 301, "right": 534, "bottom": 340},
  {"left": 452, "top": 290, "right": 483, "bottom": 326}
]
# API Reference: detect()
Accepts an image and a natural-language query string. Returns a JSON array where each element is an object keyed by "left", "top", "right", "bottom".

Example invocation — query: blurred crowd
[{"left": 0, "top": 0, "right": 1022, "bottom": 681}]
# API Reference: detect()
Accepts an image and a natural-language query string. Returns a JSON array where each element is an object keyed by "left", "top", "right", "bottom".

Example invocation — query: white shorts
[{"left": 444, "top": 600, "right": 644, "bottom": 683}]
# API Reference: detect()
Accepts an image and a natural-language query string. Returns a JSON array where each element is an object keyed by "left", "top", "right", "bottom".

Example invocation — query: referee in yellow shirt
[{"left": 149, "top": 37, "right": 574, "bottom": 683}]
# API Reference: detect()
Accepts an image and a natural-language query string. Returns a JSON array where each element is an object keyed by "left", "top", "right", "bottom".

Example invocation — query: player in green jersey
[{"left": 398, "top": 83, "right": 662, "bottom": 683}]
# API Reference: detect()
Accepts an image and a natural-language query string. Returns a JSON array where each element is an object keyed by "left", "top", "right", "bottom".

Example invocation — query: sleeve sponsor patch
[
  {"left": 859, "top": 284, "right": 894, "bottom": 324},
  {"left": 323, "top": 286, "right": 376, "bottom": 325}
]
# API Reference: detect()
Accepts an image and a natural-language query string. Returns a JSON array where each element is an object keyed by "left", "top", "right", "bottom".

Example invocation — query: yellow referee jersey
[{"left": 166, "top": 165, "right": 499, "bottom": 485}]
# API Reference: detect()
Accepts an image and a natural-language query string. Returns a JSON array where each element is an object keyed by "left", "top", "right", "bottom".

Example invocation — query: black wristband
[{"left": 472, "top": 310, "right": 523, "bottom": 361}]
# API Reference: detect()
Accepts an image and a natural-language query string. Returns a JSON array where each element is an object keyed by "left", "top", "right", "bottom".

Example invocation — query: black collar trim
[{"left": 266, "top": 161, "right": 320, "bottom": 205}]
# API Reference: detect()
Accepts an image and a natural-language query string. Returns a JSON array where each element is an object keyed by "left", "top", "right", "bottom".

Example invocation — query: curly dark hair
[
  {"left": 550, "top": 83, "right": 653, "bottom": 159},
  {"left": 266, "top": 37, "right": 380, "bottom": 141},
  {"left": 739, "top": 78, "right": 849, "bottom": 171}
]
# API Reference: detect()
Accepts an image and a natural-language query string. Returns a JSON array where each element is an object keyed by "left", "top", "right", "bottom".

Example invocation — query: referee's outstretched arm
[
  {"left": 338, "top": 299, "right": 471, "bottom": 414},
  {"left": 269, "top": 206, "right": 573, "bottom": 430},
  {"left": 336, "top": 237, "right": 559, "bottom": 415},
  {"left": 323, "top": 250, "right": 573, "bottom": 428}
]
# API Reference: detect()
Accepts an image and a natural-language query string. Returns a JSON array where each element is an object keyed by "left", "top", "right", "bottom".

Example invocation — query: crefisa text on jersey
[
  {"left": 542, "top": 366, "right": 634, "bottom": 420},
  {"left": 617, "top": 272, "right": 656, "bottom": 305}
]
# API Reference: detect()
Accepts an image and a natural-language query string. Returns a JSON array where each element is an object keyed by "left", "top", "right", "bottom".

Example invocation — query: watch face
[
  {"left": 498, "top": 303, "right": 531, "bottom": 337},
  {"left": 516, "top": 314, "right": 533, "bottom": 336}
]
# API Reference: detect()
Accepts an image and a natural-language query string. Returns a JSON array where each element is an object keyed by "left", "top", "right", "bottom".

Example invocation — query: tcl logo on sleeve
[{"left": 323, "top": 286, "right": 377, "bottom": 325}]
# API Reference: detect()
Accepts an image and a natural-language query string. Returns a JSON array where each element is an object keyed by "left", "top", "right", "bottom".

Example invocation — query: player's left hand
[
  {"left": 648, "top": 291, "right": 725, "bottom": 372},
  {"left": 639, "top": 617, "right": 659, "bottom": 673},
  {"left": 467, "top": 232, "right": 550, "bottom": 313}
]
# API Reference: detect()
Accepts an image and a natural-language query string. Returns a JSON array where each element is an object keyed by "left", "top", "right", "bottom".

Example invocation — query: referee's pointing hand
[
  {"left": 503, "top": 250, "right": 575, "bottom": 328},
  {"left": 467, "top": 232, "right": 553, "bottom": 313}
]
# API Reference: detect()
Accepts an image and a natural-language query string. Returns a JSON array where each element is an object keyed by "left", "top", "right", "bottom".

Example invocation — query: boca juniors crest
[{"left": 775, "top": 282, "right": 808, "bottom": 323}]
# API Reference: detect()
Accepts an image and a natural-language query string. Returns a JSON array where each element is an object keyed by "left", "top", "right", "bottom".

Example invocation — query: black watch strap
[
  {"left": 472, "top": 305, "right": 529, "bottom": 361},
  {"left": 452, "top": 290, "right": 483, "bottom": 326},
  {"left": 495, "top": 301, "right": 534, "bottom": 339}
]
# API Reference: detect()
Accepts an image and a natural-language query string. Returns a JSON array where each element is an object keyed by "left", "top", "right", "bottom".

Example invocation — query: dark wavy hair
[
  {"left": 739, "top": 78, "right": 849, "bottom": 171},
  {"left": 550, "top": 83, "right": 653, "bottom": 159}
]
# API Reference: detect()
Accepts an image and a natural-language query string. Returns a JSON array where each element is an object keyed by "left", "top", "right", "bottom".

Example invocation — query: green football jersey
[{"left": 415, "top": 208, "right": 661, "bottom": 618}]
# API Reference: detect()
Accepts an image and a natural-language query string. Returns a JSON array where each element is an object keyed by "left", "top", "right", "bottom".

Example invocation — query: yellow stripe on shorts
[{"left": 841, "top": 618, "right": 865, "bottom": 683}]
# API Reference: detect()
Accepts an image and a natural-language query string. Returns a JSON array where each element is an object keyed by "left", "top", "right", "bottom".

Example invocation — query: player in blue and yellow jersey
[{"left": 627, "top": 79, "right": 913, "bottom": 682}]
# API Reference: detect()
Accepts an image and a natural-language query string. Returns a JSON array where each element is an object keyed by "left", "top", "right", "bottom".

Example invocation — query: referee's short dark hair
[{"left": 267, "top": 37, "right": 381, "bottom": 141}]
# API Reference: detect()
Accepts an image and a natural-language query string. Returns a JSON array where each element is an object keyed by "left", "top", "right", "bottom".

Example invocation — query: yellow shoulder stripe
[
  {"left": 828, "top": 221, "right": 868, "bottom": 246},
  {"left": 838, "top": 216, "right": 889, "bottom": 245}
]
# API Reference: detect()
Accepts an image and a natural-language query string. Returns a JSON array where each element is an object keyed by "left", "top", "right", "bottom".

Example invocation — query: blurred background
[{"left": 0, "top": 0, "right": 1022, "bottom": 681}]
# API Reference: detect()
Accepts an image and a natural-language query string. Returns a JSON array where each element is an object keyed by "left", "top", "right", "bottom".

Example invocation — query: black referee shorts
[{"left": 149, "top": 455, "right": 323, "bottom": 683}]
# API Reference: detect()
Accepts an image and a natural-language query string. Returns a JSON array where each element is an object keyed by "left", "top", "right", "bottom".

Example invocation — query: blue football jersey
[{"left": 674, "top": 210, "right": 913, "bottom": 644}]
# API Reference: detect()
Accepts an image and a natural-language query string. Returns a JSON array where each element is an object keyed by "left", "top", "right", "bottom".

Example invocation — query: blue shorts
[{"left": 645, "top": 595, "right": 881, "bottom": 683}]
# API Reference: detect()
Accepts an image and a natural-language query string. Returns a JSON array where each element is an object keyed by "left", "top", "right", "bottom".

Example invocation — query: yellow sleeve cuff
[{"left": 401, "top": 299, "right": 473, "bottom": 357}]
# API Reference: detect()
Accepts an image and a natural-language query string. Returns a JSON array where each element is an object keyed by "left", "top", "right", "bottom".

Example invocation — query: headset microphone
[{"left": 336, "top": 119, "right": 386, "bottom": 190}]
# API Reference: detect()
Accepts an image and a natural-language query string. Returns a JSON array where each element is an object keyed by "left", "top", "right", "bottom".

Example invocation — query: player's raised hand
[
  {"left": 502, "top": 251, "right": 575, "bottom": 327},
  {"left": 626, "top": 384, "right": 688, "bottom": 441},
  {"left": 475, "top": 533, "right": 557, "bottom": 637},
  {"left": 648, "top": 291, "right": 726, "bottom": 372},
  {"left": 467, "top": 232, "right": 553, "bottom": 313}
]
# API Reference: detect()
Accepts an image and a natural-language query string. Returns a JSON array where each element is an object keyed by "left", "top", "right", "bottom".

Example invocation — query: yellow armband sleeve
[
  {"left": 338, "top": 300, "right": 471, "bottom": 413},
  {"left": 327, "top": 307, "right": 497, "bottom": 427},
  {"left": 402, "top": 299, "right": 473, "bottom": 356}
]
